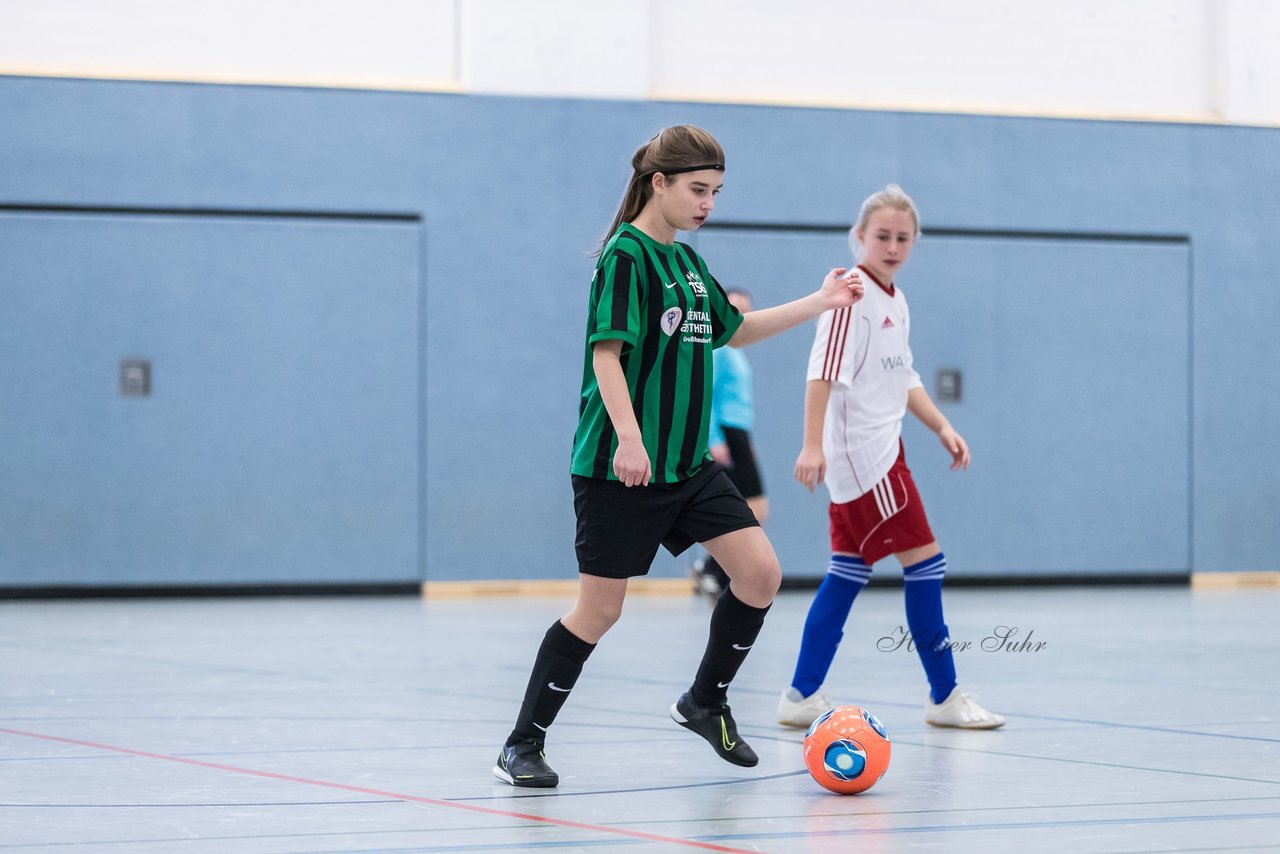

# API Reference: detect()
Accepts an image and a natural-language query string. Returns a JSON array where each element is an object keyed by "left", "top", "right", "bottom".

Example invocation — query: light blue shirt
[{"left": 709, "top": 346, "right": 753, "bottom": 447}]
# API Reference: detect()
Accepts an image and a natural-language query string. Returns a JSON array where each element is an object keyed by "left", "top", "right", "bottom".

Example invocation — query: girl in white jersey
[{"left": 777, "top": 184, "right": 1006, "bottom": 730}]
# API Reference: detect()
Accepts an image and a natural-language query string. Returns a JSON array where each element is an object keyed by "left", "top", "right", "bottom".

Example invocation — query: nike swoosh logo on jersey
[
  {"left": 665, "top": 281, "right": 678, "bottom": 289},
  {"left": 717, "top": 681, "right": 731, "bottom": 688},
  {"left": 548, "top": 682, "right": 571, "bottom": 692},
  {"left": 532, "top": 722, "right": 548, "bottom": 731},
  {"left": 732, "top": 643, "right": 752, "bottom": 650}
]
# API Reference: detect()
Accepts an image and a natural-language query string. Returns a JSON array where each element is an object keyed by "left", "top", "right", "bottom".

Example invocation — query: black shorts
[
  {"left": 572, "top": 462, "right": 761, "bottom": 579},
  {"left": 720, "top": 426, "right": 764, "bottom": 500}
]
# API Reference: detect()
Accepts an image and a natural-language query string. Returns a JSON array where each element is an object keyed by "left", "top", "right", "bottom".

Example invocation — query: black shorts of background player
[{"left": 693, "top": 289, "right": 769, "bottom": 599}]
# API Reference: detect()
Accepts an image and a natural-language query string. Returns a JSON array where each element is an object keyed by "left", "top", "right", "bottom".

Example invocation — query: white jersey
[{"left": 806, "top": 268, "right": 923, "bottom": 503}]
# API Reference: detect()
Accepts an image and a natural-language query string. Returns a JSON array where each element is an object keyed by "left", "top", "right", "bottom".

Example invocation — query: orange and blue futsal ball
[{"left": 803, "top": 706, "right": 891, "bottom": 794}]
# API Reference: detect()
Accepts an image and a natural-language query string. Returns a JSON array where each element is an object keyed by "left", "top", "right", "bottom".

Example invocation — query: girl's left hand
[
  {"left": 820, "top": 267, "right": 865, "bottom": 309},
  {"left": 938, "top": 426, "right": 970, "bottom": 471}
]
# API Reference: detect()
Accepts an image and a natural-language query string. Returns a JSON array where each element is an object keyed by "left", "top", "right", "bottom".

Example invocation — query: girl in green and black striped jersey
[{"left": 493, "top": 125, "right": 866, "bottom": 788}]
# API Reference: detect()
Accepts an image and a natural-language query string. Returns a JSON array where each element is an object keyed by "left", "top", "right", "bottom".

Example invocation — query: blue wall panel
[
  {"left": 897, "top": 114, "right": 1193, "bottom": 237},
  {"left": 1187, "top": 126, "right": 1280, "bottom": 573},
  {"left": 0, "top": 210, "right": 420, "bottom": 584},
  {"left": 900, "top": 236, "right": 1191, "bottom": 574},
  {"left": 0, "top": 75, "right": 1276, "bottom": 585},
  {"left": 695, "top": 229, "right": 1190, "bottom": 578}
]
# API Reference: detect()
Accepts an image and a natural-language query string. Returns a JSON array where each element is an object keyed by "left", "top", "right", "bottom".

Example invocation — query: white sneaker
[
  {"left": 689, "top": 558, "right": 722, "bottom": 600},
  {"left": 777, "top": 687, "right": 835, "bottom": 728},
  {"left": 925, "top": 688, "right": 1006, "bottom": 729}
]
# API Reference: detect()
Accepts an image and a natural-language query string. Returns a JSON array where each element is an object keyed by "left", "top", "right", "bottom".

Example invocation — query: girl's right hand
[
  {"left": 794, "top": 446, "right": 826, "bottom": 492},
  {"left": 819, "top": 267, "right": 865, "bottom": 310},
  {"left": 613, "top": 436, "right": 652, "bottom": 487}
]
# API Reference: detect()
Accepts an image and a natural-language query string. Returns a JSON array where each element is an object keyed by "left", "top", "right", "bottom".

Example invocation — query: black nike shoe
[
  {"left": 492, "top": 739, "right": 559, "bottom": 787},
  {"left": 670, "top": 691, "right": 759, "bottom": 767}
]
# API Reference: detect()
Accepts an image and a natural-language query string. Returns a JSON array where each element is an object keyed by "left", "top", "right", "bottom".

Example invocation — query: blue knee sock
[
  {"left": 790, "top": 555, "right": 871, "bottom": 697},
  {"left": 903, "top": 553, "right": 957, "bottom": 704}
]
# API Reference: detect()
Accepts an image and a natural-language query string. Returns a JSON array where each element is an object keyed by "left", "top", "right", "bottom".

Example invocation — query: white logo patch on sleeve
[{"left": 661, "top": 307, "right": 683, "bottom": 337}]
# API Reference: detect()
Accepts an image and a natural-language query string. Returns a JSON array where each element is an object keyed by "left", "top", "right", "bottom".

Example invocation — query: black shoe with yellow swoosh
[
  {"left": 492, "top": 739, "right": 559, "bottom": 787},
  {"left": 670, "top": 691, "right": 759, "bottom": 767}
]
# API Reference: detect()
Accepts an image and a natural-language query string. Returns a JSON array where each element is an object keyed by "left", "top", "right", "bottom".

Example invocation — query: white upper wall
[
  {"left": 1213, "top": 0, "right": 1280, "bottom": 125},
  {"left": 652, "top": 0, "right": 1215, "bottom": 119},
  {"left": 0, "top": 0, "right": 458, "bottom": 90},
  {"left": 0, "top": 0, "right": 1276, "bottom": 125}
]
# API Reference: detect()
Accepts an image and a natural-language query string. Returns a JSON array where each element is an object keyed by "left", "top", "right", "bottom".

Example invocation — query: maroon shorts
[{"left": 829, "top": 443, "right": 935, "bottom": 564}]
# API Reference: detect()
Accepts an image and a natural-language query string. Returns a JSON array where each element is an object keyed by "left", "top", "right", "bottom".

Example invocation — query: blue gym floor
[{"left": 2, "top": 584, "right": 1278, "bottom": 852}]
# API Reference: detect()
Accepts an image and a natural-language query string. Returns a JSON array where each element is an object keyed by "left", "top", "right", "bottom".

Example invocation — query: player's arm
[
  {"left": 593, "top": 340, "right": 651, "bottom": 486},
  {"left": 907, "top": 386, "right": 970, "bottom": 471},
  {"left": 795, "top": 379, "right": 833, "bottom": 491},
  {"left": 729, "top": 269, "right": 863, "bottom": 348}
]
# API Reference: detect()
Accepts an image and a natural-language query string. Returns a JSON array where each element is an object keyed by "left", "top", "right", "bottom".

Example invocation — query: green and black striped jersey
[{"left": 571, "top": 223, "right": 744, "bottom": 483}]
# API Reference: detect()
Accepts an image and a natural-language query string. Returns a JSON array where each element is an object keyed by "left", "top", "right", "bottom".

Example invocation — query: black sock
[
  {"left": 506, "top": 620, "right": 596, "bottom": 746},
  {"left": 691, "top": 586, "right": 770, "bottom": 707}
]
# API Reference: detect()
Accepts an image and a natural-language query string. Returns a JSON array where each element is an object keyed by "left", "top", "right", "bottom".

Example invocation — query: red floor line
[{"left": 0, "top": 727, "right": 753, "bottom": 853}]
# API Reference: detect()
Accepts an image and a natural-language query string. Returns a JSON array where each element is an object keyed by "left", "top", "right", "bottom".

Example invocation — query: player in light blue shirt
[{"left": 693, "top": 289, "right": 770, "bottom": 597}]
